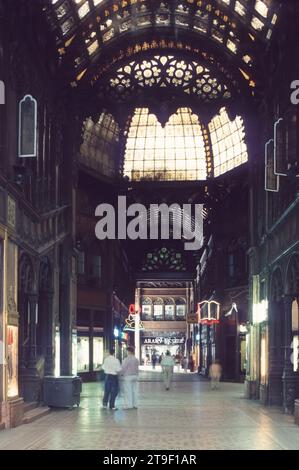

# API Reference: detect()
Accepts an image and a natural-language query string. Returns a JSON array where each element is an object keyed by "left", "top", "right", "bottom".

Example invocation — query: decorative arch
[
  {"left": 19, "top": 253, "right": 35, "bottom": 293},
  {"left": 270, "top": 267, "right": 284, "bottom": 302},
  {"left": 39, "top": 257, "right": 53, "bottom": 293},
  {"left": 285, "top": 254, "right": 299, "bottom": 297},
  {"left": 141, "top": 297, "right": 153, "bottom": 305}
]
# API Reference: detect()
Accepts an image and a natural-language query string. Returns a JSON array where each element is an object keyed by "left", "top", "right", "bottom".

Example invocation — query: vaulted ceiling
[{"left": 46, "top": 0, "right": 280, "bottom": 117}]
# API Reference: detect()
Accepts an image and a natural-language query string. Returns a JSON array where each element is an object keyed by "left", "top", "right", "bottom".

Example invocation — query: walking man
[
  {"left": 121, "top": 346, "right": 139, "bottom": 409},
  {"left": 161, "top": 350, "right": 175, "bottom": 390},
  {"left": 209, "top": 360, "right": 222, "bottom": 390},
  {"left": 102, "top": 349, "right": 121, "bottom": 410}
]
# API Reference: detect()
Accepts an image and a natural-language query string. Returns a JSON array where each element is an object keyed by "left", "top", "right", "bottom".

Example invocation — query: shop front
[
  {"left": 76, "top": 306, "right": 105, "bottom": 382},
  {"left": 0, "top": 223, "right": 23, "bottom": 428},
  {"left": 141, "top": 332, "right": 185, "bottom": 366}
]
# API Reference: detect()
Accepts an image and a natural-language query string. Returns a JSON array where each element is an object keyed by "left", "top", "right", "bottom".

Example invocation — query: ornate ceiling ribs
[{"left": 47, "top": 0, "right": 279, "bottom": 93}]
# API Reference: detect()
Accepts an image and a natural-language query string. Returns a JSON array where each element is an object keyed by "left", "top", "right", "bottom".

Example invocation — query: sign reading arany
[{"left": 143, "top": 337, "right": 185, "bottom": 345}]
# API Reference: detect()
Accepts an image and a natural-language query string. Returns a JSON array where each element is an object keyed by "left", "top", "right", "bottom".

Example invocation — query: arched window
[
  {"left": 141, "top": 297, "right": 152, "bottom": 320},
  {"left": 175, "top": 298, "right": 186, "bottom": 319},
  {"left": 18, "top": 95, "right": 38, "bottom": 158},
  {"left": 165, "top": 298, "right": 175, "bottom": 320},
  {"left": 124, "top": 107, "right": 207, "bottom": 181},
  {"left": 153, "top": 298, "right": 164, "bottom": 320}
]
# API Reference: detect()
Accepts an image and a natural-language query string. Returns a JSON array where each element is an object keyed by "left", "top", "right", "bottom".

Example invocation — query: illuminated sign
[
  {"left": 197, "top": 300, "right": 220, "bottom": 325},
  {"left": 142, "top": 337, "right": 185, "bottom": 345},
  {"left": 124, "top": 313, "right": 145, "bottom": 331},
  {"left": 129, "top": 304, "right": 141, "bottom": 315}
]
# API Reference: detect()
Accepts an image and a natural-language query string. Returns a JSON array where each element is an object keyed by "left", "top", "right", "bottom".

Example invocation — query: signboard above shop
[{"left": 142, "top": 337, "right": 185, "bottom": 346}]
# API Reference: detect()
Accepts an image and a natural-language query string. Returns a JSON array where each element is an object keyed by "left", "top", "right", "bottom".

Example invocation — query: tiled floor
[{"left": 0, "top": 371, "right": 299, "bottom": 450}]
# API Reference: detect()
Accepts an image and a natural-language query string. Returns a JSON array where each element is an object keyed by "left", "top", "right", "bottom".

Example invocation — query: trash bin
[{"left": 43, "top": 376, "right": 82, "bottom": 409}]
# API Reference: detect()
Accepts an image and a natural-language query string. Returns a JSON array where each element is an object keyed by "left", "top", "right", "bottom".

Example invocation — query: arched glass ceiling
[
  {"left": 48, "top": 0, "right": 279, "bottom": 85},
  {"left": 124, "top": 108, "right": 208, "bottom": 181},
  {"left": 123, "top": 107, "right": 248, "bottom": 181},
  {"left": 80, "top": 112, "right": 120, "bottom": 177},
  {"left": 209, "top": 107, "right": 247, "bottom": 176}
]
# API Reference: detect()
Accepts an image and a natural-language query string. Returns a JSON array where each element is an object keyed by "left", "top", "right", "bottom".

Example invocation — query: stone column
[
  {"left": 89, "top": 310, "right": 94, "bottom": 373},
  {"left": 27, "top": 293, "right": 38, "bottom": 370},
  {"left": 18, "top": 294, "right": 27, "bottom": 377},
  {"left": 282, "top": 295, "right": 296, "bottom": 413},
  {"left": 44, "top": 291, "right": 54, "bottom": 376},
  {"left": 23, "top": 293, "right": 40, "bottom": 402},
  {"left": 268, "top": 300, "right": 284, "bottom": 406}
]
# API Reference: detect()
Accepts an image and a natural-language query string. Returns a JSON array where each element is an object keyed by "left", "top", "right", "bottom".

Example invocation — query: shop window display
[
  {"left": 7, "top": 326, "right": 18, "bottom": 398},
  {"left": 77, "top": 336, "right": 89, "bottom": 372},
  {"left": 93, "top": 337, "right": 104, "bottom": 370}
]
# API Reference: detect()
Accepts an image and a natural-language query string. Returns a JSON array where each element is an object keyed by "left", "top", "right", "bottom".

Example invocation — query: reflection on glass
[
  {"left": 72, "top": 330, "right": 78, "bottom": 376},
  {"left": 77, "top": 336, "right": 89, "bottom": 372},
  {"left": 7, "top": 326, "right": 18, "bottom": 398},
  {"left": 93, "top": 338, "right": 104, "bottom": 370},
  {"left": 55, "top": 328, "right": 60, "bottom": 377}
]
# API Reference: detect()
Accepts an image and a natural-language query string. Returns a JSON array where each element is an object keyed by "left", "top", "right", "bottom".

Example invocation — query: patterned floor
[{"left": 0, "top": 371, "right": 299, "bottom": 450}]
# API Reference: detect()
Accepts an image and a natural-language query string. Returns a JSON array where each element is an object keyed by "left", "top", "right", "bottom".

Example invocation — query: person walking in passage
[
  {"left": 121, "top": 346, "right": 140, "bottom": 409},
  {"left": 182, "top": 356, "right": 188, "bottom": 373},
  {"left": 209, "top": 360, "right": 222, "bottom": 390},
  {"left": 161, "top": 350, "right": 175, "bottom": 390},
  {"left": 102, "top": 349, "right": 122, "bottom": 410}
]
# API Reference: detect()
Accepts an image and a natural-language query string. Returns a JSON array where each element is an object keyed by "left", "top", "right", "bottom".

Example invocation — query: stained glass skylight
[
  {"left": 80, "top": 112, "right": 120, "bottom": 177},
  {"left": 124, "top": 108, "right": 208, "bottom": 182},
  {"left": 123, "top": 106, "right": 248, "bottom": 181},
  {"left": 208, "top": 107, "right": 248, "bottom": 177}
]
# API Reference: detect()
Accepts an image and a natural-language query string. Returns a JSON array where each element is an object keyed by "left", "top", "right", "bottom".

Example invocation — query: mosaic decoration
[{"left": 141, "top": 247, "right": 187, "bottom": 272}]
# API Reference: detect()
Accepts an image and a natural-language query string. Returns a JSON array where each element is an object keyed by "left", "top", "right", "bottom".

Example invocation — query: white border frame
[
  {"left": 265, "top": 138, "right": 279, "bottom": 192},
  {"left": 18, "top": 94, "right": 38, "bottom": 158}
]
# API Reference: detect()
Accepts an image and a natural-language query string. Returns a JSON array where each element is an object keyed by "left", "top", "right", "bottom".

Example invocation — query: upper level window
[
  {"left": 18, "top": 95, "right": 38, "bottom": 158},
  {"left": 176, "top": 298, "right": 187, "bottom": 319},
  {"left": 124, "top": 107, "right": 207, "bottom": 181},
  {"left": 165, "top": 298, "right": 175, "bottom": 320},
  {"left": 141, "top": 297, "right": 152, "bottom": 320},
  {"left": 153, "top": 298, "right": 164, "bottom": 319}
]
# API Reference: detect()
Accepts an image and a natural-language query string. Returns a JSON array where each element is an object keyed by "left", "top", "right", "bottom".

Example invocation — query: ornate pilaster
[
  {"left": 44, "top": 291, "right": 54, "bottom": 377},
  {"left": 282, "top": 295, "right": 296, "bottom": 414},
  {"left": 268, "top": 300, "right": 284, "bottom": 405},
  {"left": 22, "top": 293, "right": 40, "bottom": 402}
]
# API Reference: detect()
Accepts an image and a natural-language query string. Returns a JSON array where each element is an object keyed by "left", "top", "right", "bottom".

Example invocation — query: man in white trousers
[{"left": 121, "top": 346, "right": 139, "bottom": 410}]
